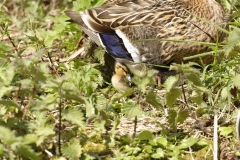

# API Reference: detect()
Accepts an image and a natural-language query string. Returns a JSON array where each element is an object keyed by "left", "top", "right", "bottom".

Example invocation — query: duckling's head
[{"left": 111, "top": 62, "right": 131, "bottom": 92}]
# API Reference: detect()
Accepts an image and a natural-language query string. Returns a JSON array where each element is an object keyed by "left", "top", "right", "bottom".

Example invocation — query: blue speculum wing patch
[{"left": 99, "top": 33, "right": 132, "bottom": 60}]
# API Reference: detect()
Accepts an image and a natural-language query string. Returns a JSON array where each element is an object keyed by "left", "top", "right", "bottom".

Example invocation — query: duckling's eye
[{"left": 119, "top": 66, "right": 128, "bottom": 74}]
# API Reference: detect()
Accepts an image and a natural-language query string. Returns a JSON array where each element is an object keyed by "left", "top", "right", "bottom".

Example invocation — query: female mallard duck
[
  {"left": 65, "top": 0, "right": 225, "bottom": 65},
  {"left": 65, "top": 0, "right": 225, "bottom": 89}
]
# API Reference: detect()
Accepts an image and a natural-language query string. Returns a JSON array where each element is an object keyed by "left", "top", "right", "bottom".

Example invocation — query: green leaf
[
  {"left": 0, "top": 65, "right": 15, "bottom": 86},
  {"left": 84, "top": 98, "right": 95, "bottom": 117},
  {"left": 0, "top": 100, "right": 19, "bottom": 109},
  {"left": 219, "top": 126, "right": 233, "bottom": 136},
  {"left": 0, "top": 126, "right": 17, "bottom": 145},
  {"left": 178, "top": 138, "right": 198, "bottom": 149},
  {"left": 185, "top": 73, "right": 201, "bottom": 86},
  {"left": 224, "top": 27, "right": 240, "bottom": 56},
  {"left": 145, "top": 91, "right": 163, "bottom": 109},
  {"left": 63, "top": 107, "right": 85, "bottom": 128},
  {"left": 164, "top": 75, "right": 179, "bottom": 92},
  {"left": 35, "top": 125, "right": 54, "bottom": 145},
  {"left": 143, "top": 145, "right": 153, "bottom": 153},
  {"left": 233, "top": 74, "right": 240, "bottom": 89},
  {"left": 156, "top": 137, "right": 168, "bottom": 147},
  {"left": 0, "top": 11, "right": 11, "bottom": 23},
  {"left": 190, "top": 91, "right": 203, "bottom": 105},
  {"left": 165, "top": 88, "right": 181, "bottom": 107},
  {"left": 111, "top": 89, "right": 134, "bottom": 103},
  {"left": 0, "top": 42, "right": 11, "bottom": 52},
  {"left": 23, "top": 134, "right": 38, "bottom": 145},
  {"left": 17, "top": 145, "right": 40, "bottom": 160},
  {"left": 221, "top": 87, "right": 229, "bottom": 100},
  {"left": 0, "top": 144, "right": 3, "bottom": 155},
  {"left": 62, "top": 93, "right": 85, "bottom": 104},
  {"left": 93, "top": 47, "right": 106, "bottom": 65},
  {"left": 176, "top": 109, "right": 189, "bottom": 124},
  {"left": 149, "top": 139, "right": 158, "bottom": 146},
  {"left": 151, "top": 148, "right": 164, "bottom": 159},
  {"left": 122, "top": 101, "right": 142, "bottom": 118},
  {"left": 196, "top": 139, "right": 209, "bottom": 147},
  {"left": 168, "top": 145, "right": 180, "bottom": 158},
  {"left": 62, "top": 139, "right": 82, "bottom": 160},
  {"left": 138, "top": 130, "right": 154, "bottom": 140},
  {"left": 168, "top": 110, "right": 177, "bottom": 131},
  {"left": 0, "top": 86, "right": 12, "bottom": 99}
]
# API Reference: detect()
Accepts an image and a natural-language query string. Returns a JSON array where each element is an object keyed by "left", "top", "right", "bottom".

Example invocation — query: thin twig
[
  {"left": 132, "top": 116, "right": 137, "bottom": 140},
  {"left": 22, "top": 69, "right": 38, "bottom": 121},
  {"left": 180, "top": 73, "right": 188, "bottom": 107},
  {"left": 132, "top": 88, "right": 141, "bottom": 139},
  {"left": 213, "top": 109, "right": 218, "bottom": 160},
  {"left": 47, "top": 51, "right": 60, "bottom": 77},
  {"left": 58, "top": 86, "right": 63, "bottom": 156},
  {"left": 0, "top": 25, "right": 18, "bottom": 52}
]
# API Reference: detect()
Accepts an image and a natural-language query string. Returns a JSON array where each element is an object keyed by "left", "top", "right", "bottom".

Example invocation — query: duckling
[
  {"left": 111, "top": 62, "right": 132, "bottom": 92},
  {"left": 65, "top": 0, "right": 225, "bottom": 65}
]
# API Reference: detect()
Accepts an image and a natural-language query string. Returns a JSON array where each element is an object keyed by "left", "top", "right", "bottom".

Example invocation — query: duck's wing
[{"left": 79, "top": 0, "right": 174, "bottom": 32}]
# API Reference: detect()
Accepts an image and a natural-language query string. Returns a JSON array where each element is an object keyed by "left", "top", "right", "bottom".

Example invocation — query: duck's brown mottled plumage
[
  {"left": 65, "top": 0, "right": 226, "bottom": 90},
  {"left": 66, "top": 0, "right": 225, "bottom": 65}
]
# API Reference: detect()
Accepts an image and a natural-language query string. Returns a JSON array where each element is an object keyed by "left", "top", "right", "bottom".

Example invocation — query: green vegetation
[{"left": 0, "top": 0, "right": 240, "bottom": 159}]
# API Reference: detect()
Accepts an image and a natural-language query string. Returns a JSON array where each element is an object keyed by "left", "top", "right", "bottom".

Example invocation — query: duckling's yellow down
[{"left": 111, "top": 62, "right": 131, "bottom": 92}]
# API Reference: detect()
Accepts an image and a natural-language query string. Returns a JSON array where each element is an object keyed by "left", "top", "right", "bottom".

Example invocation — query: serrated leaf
[
  {"left": 165, "top": 88, "right": 181, "bottom": 107},
  {"left": 0, "top": 65, "right": 15, "bottom": 85},
  {"left": 0, "top": 86, "right": 12, "bottom": 99},
  {"left": 17, "top": 79, "right": 32, "bottom": 89},
  {"left": 84, "top": 99, "right": 95, "bottom": 117},
  {"left": 111, "top": 88, "right": 134, "bottom": 103},
  {"left": 23, "top": 134, "right": 38, "bottom": 145},
  {"left": 233, "top": 74, "right": 240, "bottom": 89},
  {"left": 178, "top": 138, "right": 198, "bottom": 149},
  {"left": 164, "top": 75, "right": 179, "bottom": 92},
  {"left": 193, "top": 85, "right": 210, "bottom": 94},
  {"left": 145, "top": 91, "right": 162, "bottom": 109},
  {"left": 0, "top": 42, "right": 11, "bottom": 52},
  {"left": 224, "top": 27, "right": 240, "bottom": 56},
  {"left": 122, "top": 101, "right": 142, "bottom": 118},
  {"left": 221, "top": 87, "right": 229, "bottom": 100},
  {"left": 168, "top": 110, "right": 177, "bottom": 131},
  {"left": 185, "top": 73, "right": 201, "bottom": 86},
  {"left": 62, "top": 139, "right": 82, "bottom": 160},
  {"left": 35, "top": 125, "right": 55, "bottom": 137},
  {"left": 177, "top": 109, "right": 189, "bottom": 124},
  {"left": 63, "top": 107, "right": 85, "bottom": 128},
  {"left": 138, "top": 130, "right": 154, "bottom": 140},
  {"left": 62, "top": 93, "right": 85, "bottom": 104},
  {"left": 0, "top": 11, "right": 11, "bottom": 23},
  {"left": 190, "top": 91, "right": 203, "bottom": 105},
  {"left": 0, "top": 126, "right": 17, "bottom": 145},
  {"left": 93, "top": 47, "right": 105, "bottom": 65},
  {"left": 0, "top": 100, "right": 19, "bottom": 109},
  {"left": 18, "top": 145, "right": 40, "bottom": 160}
]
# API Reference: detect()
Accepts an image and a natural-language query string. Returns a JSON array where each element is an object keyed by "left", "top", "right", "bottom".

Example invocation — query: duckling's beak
[{"left": 126, "top": 73, "right": 132, "bottom": 82}]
